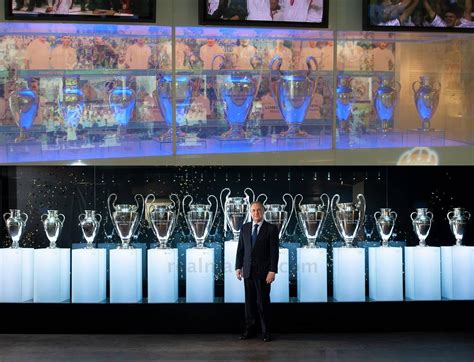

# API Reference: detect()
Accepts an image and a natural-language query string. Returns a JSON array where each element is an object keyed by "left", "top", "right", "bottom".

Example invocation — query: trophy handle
[
  {"left": 447, "top": 211, "right": 454, "bottom": 221},
  {"left": 256, "top": 193, "right": 268, "bottom": 206},
  {"left": 21, "top": 212, "right": 28, "bottom": 223},
  {"left": 3, "top": 212, "right": 10, "bottom": 224},
  {"left": 390, "top": 211, "right": 398, "bottom": 221},
  {"left": 107, "top": 193, "right": 117, "bottom": 230},
  {"left": 169, "top": 193, "right": 180, "bottom": 235},
  {"left": 40, "top": 214, "right": 48, "bottom": 223},
  {"left": 282, "top": 193, "right": 294, "bottom": 237},
  {"left": 144, "top": 193, "right": 156, "bottom": 227},
  {"left": 320, "top": 193, "right": 330, "bottom": 229},
  {"left": 269, "top": 55, "right": 283, "bottom": 75},
  {"left": 244, "top": 187, "right": 256, "bottom": 203},
  {"left": 293, "top": 194, "right": 303, "bottom": 213},
  {"left": 58, "top": 213, "right": 66, "bottom": 226},
  {"left": 330, "top": 194, "right": 344, "bottom": 241},
  {"left": 219, "top": 188, "right": 231, "bottom": 233},
  {"left": 427, "top": 211, "right": 434, "bottom": 221},
  {"left": 374, "top": 211, "right": 381, "bottom": 222},
  {"left": 356, "top": 194, "right": 366, "bottom": 238},
  {"left": 410, "top": 212, "right": 417, "bottom": 222},
  {"left": 134, "top": 194, "right": 145, "bottom": 232},
  {"left": 95, "top": 213, "right": 102, "bottom": 225},
  {"left": 465, "top": 211, "right": 471, "bottom": 220},
  {"left": 434, "top": 81, "right": 442, "bottom": 92},
  {"left": 394, "top": 81, "right": 402, "bottom": 94},
  {"left": 208, "top": 194, "right": 219, "bottom": 236},
  {"left": 78, "top": 213, "right": 85, "bottom": 223},
  {"left": 182, "top": 194, "right": 193, "bottom": 234},
  {"left": 412, "top": 81, "right": 421, "bottom": 94},
  {"left": 211, "top": 54, "right": 225, "bottom": 71}
]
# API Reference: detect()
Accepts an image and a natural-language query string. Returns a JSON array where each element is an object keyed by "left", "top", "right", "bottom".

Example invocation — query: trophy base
[
  {"left": 85, "top": 243, "right": 95, "bottom": 249},
  {"left": 15, "top": 129, "right": 33, "bottom": 143},
  {"left": 220, "top": 125, "right": 247, "bottom": 139},
  {"left": 159, "top": 128, "right": 187, "bottom": 142},
  {"left": 117, "top": 244, "right": 134, "bottom": 249},
  {"left": 280, "top": 124, "right": 311, "bottom": 138},
  {"left": 304, "top": 242, "right": 319, "bottom": 249}
]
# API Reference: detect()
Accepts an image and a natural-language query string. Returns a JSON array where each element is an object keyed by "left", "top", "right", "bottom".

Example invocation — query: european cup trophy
[
  {"left": 41, "top": 210, "right": 65, "bottom": 249},
  {"left": 107, "top": 193, "right": 145, "bottom": 249},
  {"left": 9, "top": 83, "right": 38, "bottom": 142},
  {"left": 78, "top": 210, "right": 102, "bottom": 249},
  {"left": 109, "top": 79, "right": 136, "bottom": 134},
  {"left": 183, "top": 194, "right": 218, "bottom": 249},
  {"left": 219, "top": 187, "right": 257, "bottom": 241},
  {"left": 269, "top": 55, "right": 318, "bottom": 137},
  {"left": 374, "top": 208, "right": 397, "bottom": 247},
  {"left": 294, "top": 193, "right": 329, "bottom": 248},
  {"left": 410, "top": 208, "right": 433, "bottom": 247},
  {"left": 331, "top": 194, "right": 366, "bottom": 248},
  {"left": 373, "top": 76, "right": 401, "bottom": 132},
  {"left": 412, "top": 76, "right": 441, "bottom": 131},
  {"left": 146, "top": 193, "right": 180, "bottom": 248},
  {"left": 447, "top": 207, "right": 471, "bottom": 246},
  {"left": 3, "top": 209, "right": 28, "bottom": 249},
  {"left": 336, "top": 75, "right": 354, "bottom": 132},
  {"left": 59, "top": 77, "right": 85, "bottom": 127},
  {"left": 261, "top": 193, "right": 294, "bottom": 241},
  {"left": 212, "top": 54, "right": 262, "bottom": 139}
]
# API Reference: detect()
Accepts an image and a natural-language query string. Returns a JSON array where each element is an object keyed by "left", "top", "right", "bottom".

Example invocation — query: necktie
[{"left": 252, "top": 224, "right": 259, "bottom": 247}]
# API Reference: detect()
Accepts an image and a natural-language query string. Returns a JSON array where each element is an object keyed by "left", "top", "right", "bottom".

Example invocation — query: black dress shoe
[
  {"left": 239, "top": 331, "right": 257, "bottom": 340},
  {"left": 263, "top": 333, "right": 272, "bottom": 342}
]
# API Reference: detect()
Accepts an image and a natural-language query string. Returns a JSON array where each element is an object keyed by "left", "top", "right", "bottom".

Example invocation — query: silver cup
[
  {"left": 220, "top": 187, "right": 257, "bottom": 241},
  {"left": 269, "top": 55, "right": 318, "bottom": 137},
  {"left": 331, "top": 194, "right": 366, "bottom": 248},
  {"left": 412, "top": 76, "right": 441, "bottom": 131},
  {"left": 41, "top": 210, "right": 65, "bottom": 249},
  {"left": 183, "top": 194, "right": 218, "bottom": 249},
  {"left": 78, "top": 210, "right": 102, "bottom": 249},
  {"left": 294, "top": 193, "right": 329, "bottom": 248},
  {"left": 336, "top": 75, "right": 355, "bottom": 132},
  {"left": 410, "top": 208, "right": 433, "bottom": 247},
  {"left": 373, "top": 76, "right": 401, "bottom": 132},
  {"left": 109, "top": 81, "right": 137, "bottom": 133},
  {"left": 3, "top": 209, "right": 28, "bottom": 249},
  {"left": 146, "top": 193, "right": 180, "bottom": 249},
  {"left": 9, "top": 85, "right": 38, "bottom": 142},
  {"left": 447, "top": 207, "right": 471, "bottom": 246},
  {"left": 374, "top": 208, "right": 398, "bottom": 247},
  {"left": 107, "top": 193, "right": 145, "bottom": 249},
  {"left": 262, "top": 193, "right": 294, "bottom": 242}
]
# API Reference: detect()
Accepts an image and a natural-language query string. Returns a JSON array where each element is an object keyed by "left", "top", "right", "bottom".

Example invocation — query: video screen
[
  {"left": 6, "top": 0, "right": 156, "bottom": 22},
  {"left": 200, "top": 0, "right": 329, "bottom": 27},
  {"left": 365, "top": 0, "right": 474, "bottom": 31}
]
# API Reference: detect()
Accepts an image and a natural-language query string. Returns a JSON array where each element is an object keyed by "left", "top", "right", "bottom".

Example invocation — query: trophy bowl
[
  {"left": 41, "top": 210, "right": 65, "bottom": 249},
  {"left": 336, "top": 75, "right": 354, "bottom": 132},
  {"left": 109, "top": 84, "right": 136, "bottom": 128},
  {"left": 412, "top": 76, "right": 441, "bottom": 131},
  {"left": 9, "top": 86, "right": 38, "bottom": 142},
  {"left": 146, "top": 193, "right": 180, "bottom": 248},
  {"left": 220, "top": 187, "right": 256, "bottom": 241},
  {"left": 183, "top": 194, "right": 218, "bottom": 248},
  {"left": 373, "top": 76, "right": 401, "bottom": 132},
  {"left": 3, "top": 209, "right": 28, "bottom": 249},
  {"left": 78, "top": 210, "right": 102, "bottom": 248},
  {"left": 331, "top": 194, "right": 366, "bottom": 248},
  {"left": 294, "top": 193, "right": 329, "bottom": 248},
  {"left": 374, "top": 208, "right": 397, "bottom": 247},
  {"left": 410, "top": 208, "right": 433, "bottom": 247},
  {"left": 262, "top": 193, "right": 294, "bottom": 242},
  {"left": 447, "top": 207, "right": 471, "bottom": 246}
]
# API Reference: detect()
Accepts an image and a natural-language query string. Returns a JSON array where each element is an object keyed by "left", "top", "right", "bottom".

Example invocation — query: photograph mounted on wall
[
  {"left": 6, "top": 0, "right": 156, "bottom": 22},
  {"left": 199, "top": 0, "right": 329, "bottom": 28}
]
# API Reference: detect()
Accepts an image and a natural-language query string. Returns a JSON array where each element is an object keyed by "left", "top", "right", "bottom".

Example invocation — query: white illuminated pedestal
[
  {"left": 441, "top": 246, "right": 474, "bottom": 300},
  {"left": 110, "top": 249, "right": 142, "bottom": 303},
  {"left": 0, "top": 248, "right": 33, "bottom": 302},
  {"left": 270, "top": 248, "right": 289, "bottom": 303},
  {"left": 368, "top": 247, "right": 403, "bottom": 301},
  {"left": 333, "top": 247, "right": 365, "bottom": 302},
  {"left": 148, "top": 248, "right": 178, "bottom": 303},
  {"left": 405, "top": 246, "right": 441, "bottom": 301},
  {"left": 186, "top": 247, "right": 214, "bottom": 303},
  {"left": 34, "top": 248, "right": 70, "bottom": 303},
  {"left": 297, "top": 248, "right": 327, "bottom": 302},
  {"left": 224, "top": 241, "right": 244, "bottom": 303},
  {"left": 72, "top": 249, "right": 106, "bottom": 303}
]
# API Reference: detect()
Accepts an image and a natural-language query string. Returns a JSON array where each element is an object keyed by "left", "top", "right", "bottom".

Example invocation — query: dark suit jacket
[{"left": 235, "top": 220, "right": 279, "bottom": 280}]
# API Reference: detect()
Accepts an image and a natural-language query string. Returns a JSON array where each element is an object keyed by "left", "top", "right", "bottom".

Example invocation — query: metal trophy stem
[
  {"left": 412, "top": 76, "right": 441, "bottom": 131},
  {"left": 374, "top": 208, "right": 397, "bottom": 247},
  {"left": 331, "top": 194, "right": 366, "bottom": 248},
  {"left": 410, "top": 208, "right": 433, "bottom": 247},
  {"left": 147, "top": 193, "right": 180, "bottom": 249},
  {"left": 41, "top": 210, "right": 65, "bottom": 249},
  {"left": 3, "top": 209, "right": 28, "bottom": 249},
  {"left": 78, "top": 210, "right": 102, "bottom": 249},
  {"left": 183, "top": 194, "right": 218, "bottom": 249},
  {"left": 373, "top": 76, "right": 401, "bottom": 132},
  {"left": 262, "top": 193, "right": 294, "bottom": 242},
  {"left": 107, "top": 193, "right": 145, "bottom": 249},
  {"left": 447, "top": 207, "right": 471, "bottom": 246},
  {"left": 220, "top": 187, "right": 255, "bottom": 242},
  {"left": 294, "top": 193, "right": 329, "bottom": 248}
]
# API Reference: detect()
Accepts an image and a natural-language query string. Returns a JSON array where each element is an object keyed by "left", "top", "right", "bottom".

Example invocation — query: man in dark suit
[{"left": 235, "top": 201, "right": 279, "bottom": 342}]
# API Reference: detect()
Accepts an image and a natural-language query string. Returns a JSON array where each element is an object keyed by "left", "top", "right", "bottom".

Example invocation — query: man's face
[
  {"left": 62, "top": 37, "right": 71, "bottom": 47},
  {"left": 378, "top": 42, "right": 388, "bottom": 50},
  {"left": 240, "top": 39, "right": 250, "bottom": 47},
  {"left": 137, "top": 38, "right": 145, "bottom": 46},
  {"left": 444, "top": 12, "right": 457, "bottom": 27},
  {"left": 251, "top": 203, "right": 264, "bottom": 223},
  {"left": 207, "top": 39, "right": 216, "bottom": 47}
]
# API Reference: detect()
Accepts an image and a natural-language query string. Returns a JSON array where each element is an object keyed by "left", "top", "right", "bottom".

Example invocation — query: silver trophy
[
  {"left": 41, "top": 210, "right": 65, "bottom": 249},
  {"left": 9, "top": 83, "right": 38, "bottom": 142},
  {"left": 373, "top": 76, "right": 401, "bottom": 132},
  {"left": 336, "top": 75, "right": 355, "bottom": 132},
  {"left": 3, "top": 209, "right": 28, "bottom": 249},
  {"left": 219, "top": 187, "right": 256, "bottom": 241},
  {"left": 269, "top": 55, "right": 318, "bottom": 137},
  {"left": 447, "top": 207, "right": 471, "bottom": 246},
  {"left": 412, "top": 76, "right": 441, "bottom": 131},
  {"left": 183, "top": 194, "right": 218, "bottom": 249},
  {"left": 410, "top": 208, "right": 434, "bottom": 247},
  {"left": 109, "top": 80, "right": 136, "bottom": 133},
  {"left": 78, "top": 210, "right": 102, "bottom": 249},
  {"left": 60, "top": 77, "right": 85, "bottom": 128},
  {"left": 107, "top": 193, "right": 145, "bottom": 249},
  {"left": 262, "top": 193, "right": 294, "bottom": 241},
  {"left": 146, "top": 193, "right": 180, "bottom": 249},
  {"left": 294, "top": 193, "right": 330, "bottom": 248},
  {"left": 331, "top": 194, "right": 366, "bottom": 248},
  {"left": 374, "top": 208, "right": 398, "bottom": 247},
  {"left": 212, "top": 54, "right": 262, "bottom": 139}
]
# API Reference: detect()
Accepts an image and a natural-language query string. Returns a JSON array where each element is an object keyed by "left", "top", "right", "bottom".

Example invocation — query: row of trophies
[
  {"left": 3, "top": 188, "right": 470, "bottom": 251},
  {"left": 9, "top": 56, "right": 441, "bottom": 143}
]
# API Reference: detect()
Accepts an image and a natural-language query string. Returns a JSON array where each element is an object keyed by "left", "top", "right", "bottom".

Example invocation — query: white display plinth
[
  {"left": 297, "top": 248, "right": 327, "bottom": 302},
  {"left": 34, "top": 248, "right": 70, "bottom": 303},
  {"left": 224, "top": 241, "right": 244, "bottom": 303},
  {"left": 368, "top": 247, "right": 403, "bottom": 301},
  {"left": 72, "top": 249, "right": 106, "bottom": 303},
  {"left": 186, "top": 247, "right": 214, "bottom": 303},
  {"left": 148, "top": 248, "right": 178, "bottom": 303},
  {"left": 405, "top": 246, "right": 441, "bottom": 301},
  {"left": 270, "top": 248, "right": 289, "bottom": 303},
  {"left": 110, "top": 249, "right": 142, "bottom": 303},
  {"left": 333, "top": 247, "right": 365, "bottom": 302},
  {"left": 0, "top": 248, "right": 34, "bottom": 302},
  {"left": 441, "top": 246, "right": 474, "bottom": 300}
]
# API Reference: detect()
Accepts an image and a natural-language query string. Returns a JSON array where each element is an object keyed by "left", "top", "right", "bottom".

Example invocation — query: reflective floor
[{"left": 0, "top": 332, "right": 472, "bottom": 361}]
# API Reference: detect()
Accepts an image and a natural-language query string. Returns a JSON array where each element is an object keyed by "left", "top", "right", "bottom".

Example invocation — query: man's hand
[
  {"left": 266, "top": 272, "right": 276, "bottom": 284},
  {"left": 236, "top": 269, "right": 242, "bottom": 281}
]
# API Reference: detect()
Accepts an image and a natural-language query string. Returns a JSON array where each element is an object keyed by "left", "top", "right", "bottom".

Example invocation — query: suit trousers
[{"left": 244, "top": 277, "right": 271, "bottom": 334}]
